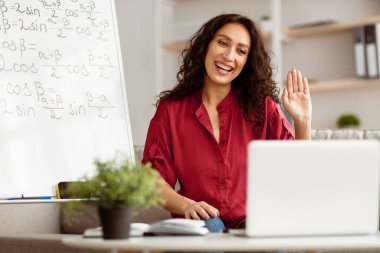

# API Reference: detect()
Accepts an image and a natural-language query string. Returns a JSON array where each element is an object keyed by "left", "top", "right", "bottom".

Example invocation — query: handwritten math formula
[{"left": 0, "top": 0, "right": 122, "bottom": 121}]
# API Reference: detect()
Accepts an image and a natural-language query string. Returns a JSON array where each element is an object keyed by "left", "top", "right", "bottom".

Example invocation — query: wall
[
  {"left": 115, "top": 0, "right": 157, "bottom": 146},
  {"left": 311, "top": 88, "right": 380, "bottom": 130}
]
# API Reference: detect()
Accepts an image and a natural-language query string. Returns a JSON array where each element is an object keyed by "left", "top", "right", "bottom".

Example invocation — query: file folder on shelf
[
  {"left": 364, "top": 25, "right": 378, "bottom": 78},
  {"left": 353, "top": 26, "right": 367, "bottom": 78}
]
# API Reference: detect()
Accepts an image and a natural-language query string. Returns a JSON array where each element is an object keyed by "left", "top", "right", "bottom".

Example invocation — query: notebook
[{"left": 243, "top": 140, "right": 380, "bottom": 237}]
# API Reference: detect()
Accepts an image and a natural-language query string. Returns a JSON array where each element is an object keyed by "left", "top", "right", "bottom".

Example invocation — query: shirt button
[{"left": 221, "top": 139, "right": 226, "bottom": 144}]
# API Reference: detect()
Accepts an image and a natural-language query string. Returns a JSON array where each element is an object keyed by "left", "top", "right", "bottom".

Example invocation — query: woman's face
[{"left": 204, "top": 23, "right": 251, "bottom": 88}]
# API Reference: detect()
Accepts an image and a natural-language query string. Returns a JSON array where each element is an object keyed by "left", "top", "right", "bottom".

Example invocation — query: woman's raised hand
[{"left": 282, "top": 69, "right": 312, "bottom": 124}]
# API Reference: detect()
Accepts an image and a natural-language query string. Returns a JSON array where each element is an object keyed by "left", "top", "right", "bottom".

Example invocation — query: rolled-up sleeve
[
  {"left": 267, "top": 102, "right": 295, "bottom": 140},
  {"left": 141, "top": 104, "right": 178, "bottom": 188}
]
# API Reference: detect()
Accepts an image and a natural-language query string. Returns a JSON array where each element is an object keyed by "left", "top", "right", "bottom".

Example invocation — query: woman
[{"left": 142, "top": 14, "right": 312, "bottom": 229}]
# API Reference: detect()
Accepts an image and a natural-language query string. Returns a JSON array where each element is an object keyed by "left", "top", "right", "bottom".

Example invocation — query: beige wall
[{"left": 115, "top": 0, "right": 157, "bottom": 146}]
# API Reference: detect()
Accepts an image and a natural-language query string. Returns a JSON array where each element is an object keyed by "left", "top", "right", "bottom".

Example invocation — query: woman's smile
[{"left": 214, "top": 61, "right": 233, "bottom": 74}]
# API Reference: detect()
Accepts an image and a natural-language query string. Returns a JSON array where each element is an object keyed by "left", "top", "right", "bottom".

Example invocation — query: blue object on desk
[{"left": 205, "top": 217, "right": 225, "bottom": 233}]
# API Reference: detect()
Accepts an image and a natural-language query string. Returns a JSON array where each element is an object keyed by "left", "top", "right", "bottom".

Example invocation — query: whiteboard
[{"left": 0, "top": 0, "right": 134, "bottom": 198}]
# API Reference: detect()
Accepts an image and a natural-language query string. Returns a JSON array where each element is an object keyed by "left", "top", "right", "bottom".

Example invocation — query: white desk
[{"left": 63, "top": 233, "right": 380, "bottom": 252}]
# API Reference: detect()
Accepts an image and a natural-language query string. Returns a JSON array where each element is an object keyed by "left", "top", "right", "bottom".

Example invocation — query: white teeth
[{"left": 215, "top": 62, "right": 232, "bottom": 72}]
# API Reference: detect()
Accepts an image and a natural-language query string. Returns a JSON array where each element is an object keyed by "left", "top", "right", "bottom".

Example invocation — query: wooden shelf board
[
  {"left": 309, "top": 78, "right": 380, "bottom": 92},
  {"left": 162, "top": 31, "right": 271, "bottom": 52},
  {"left": 283, "top": 15, "right": 380, "bottom": 37},
  {"left": 162, "top": 40, "right": 187, "bottom": 52},
  {"left": 163, "top": 15, "right": 380, "bottom": 51}
]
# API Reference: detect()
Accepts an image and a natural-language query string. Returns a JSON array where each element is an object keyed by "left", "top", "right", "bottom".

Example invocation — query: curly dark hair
[{"left": 157, "top": 13, "right": 279, "bottom": 126}]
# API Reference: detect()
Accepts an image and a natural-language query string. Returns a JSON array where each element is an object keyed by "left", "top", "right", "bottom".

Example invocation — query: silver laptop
[{"left": 245, "top": 140, "right": 380, "bottom": 237}]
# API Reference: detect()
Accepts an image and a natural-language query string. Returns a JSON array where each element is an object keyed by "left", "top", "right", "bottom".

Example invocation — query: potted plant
[
  {"left": 65, "top": 156, "right": 163, "bottom": 239},
  {"left": 259, "top": 15, "right": 272, "bottom": 33},
  {"left": 336, "top": 114, "right": 361, "bottom": 129}
]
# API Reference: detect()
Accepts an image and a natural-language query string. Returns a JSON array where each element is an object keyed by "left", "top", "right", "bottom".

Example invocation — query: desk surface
[{"left": 63, "top": 233, "right": 380, "bottom": 252}]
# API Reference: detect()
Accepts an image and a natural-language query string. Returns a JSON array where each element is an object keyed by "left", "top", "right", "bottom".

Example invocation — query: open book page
[{"left": 147, "top": 218, "right": 209, "bottom": 235}]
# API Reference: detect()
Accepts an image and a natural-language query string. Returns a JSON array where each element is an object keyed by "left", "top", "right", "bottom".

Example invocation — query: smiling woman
[{"left": 142, "top": 14, "right": 312, "bottom": 230}]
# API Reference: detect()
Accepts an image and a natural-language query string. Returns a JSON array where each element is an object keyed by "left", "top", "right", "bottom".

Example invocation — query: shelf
[
  {"left": 163, "top": 15, "right": 380, "bottom": 90},
  {"left": 309, "top": 78, "right": 380, "bottom": 92},
  {"left": 162, "top": 40, "right": 187, "bottom": 52},
  {"left": 283, "top": 15, "right": 380, "bottom": 38},
  {"left": 163, "top": 15, "right": 380, "bottom": 52},
  {"left": 162, "top": 16, "right": 380, "bottom": 52},
  {"left": 162, "top": 31, "right": 271, "bottom": 52}
]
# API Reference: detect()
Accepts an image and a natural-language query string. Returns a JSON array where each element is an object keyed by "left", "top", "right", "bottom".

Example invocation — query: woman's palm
[{"left": 282, "top": 69, "right": 312, "bottom": 121}]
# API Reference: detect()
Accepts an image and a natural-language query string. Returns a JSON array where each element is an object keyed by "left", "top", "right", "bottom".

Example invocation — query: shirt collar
[{"left": 195, "top": 88, "right": 237, "bottom": 109}]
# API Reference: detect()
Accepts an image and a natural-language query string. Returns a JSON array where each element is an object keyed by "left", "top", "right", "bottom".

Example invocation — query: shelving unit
[
  {"left": 309, "top": 78, "right": 380, "bottom": 92},
  {"left": 162, "top": 40, "right": 187, "bottom": 52},
  {"left": 163, "top": 14, "right": 380, "bottom": 51},
  {"left": 291, "top": 15, "right": 380, "bottom": 92},
  {"left": 162, "top": 31, "right": 271, "bottom": 52},
  {"left": 283, "top": 15, "right": 380, "bottom": 38},
  {"left": 160, "top": 4, "right": 380, "bottom": 93}
]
